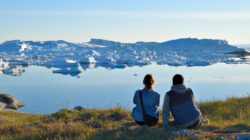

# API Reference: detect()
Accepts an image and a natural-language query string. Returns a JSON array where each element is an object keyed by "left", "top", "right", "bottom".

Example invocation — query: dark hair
[
  {"left": 143, "top": 74, "right": 155, "bottom": 90},
  {"left": 173, "top": 74, "right": 184, "bottom": 85}
]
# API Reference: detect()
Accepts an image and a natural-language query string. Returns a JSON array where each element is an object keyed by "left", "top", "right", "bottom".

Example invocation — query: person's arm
[
  {"left": 162, "top": 93, "right": 170, "bottom": 129},
  {"left": 189, "top": 88, "right": 194, "bottom": 98},
  {"left": 190, "top": 88, "right": 202, "bottom": 117},
  {"left": 156, "top": 94, "right": 160, "bottom": 107},
  {"left": 189, "top": 89, "right": 200, "bottom": 109},
  {"left": 133, "top": 90, "right": 138, "bottom": 104}
]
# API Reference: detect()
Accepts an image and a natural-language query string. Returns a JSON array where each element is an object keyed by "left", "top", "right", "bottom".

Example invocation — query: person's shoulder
[
  {"left": 187, "top": 87, "right": 193, "bottom": 93},
  {"left": 166, "top": 90, "right": 172, "bottom": 95},
  {"left": 152, "top": 91, "right": 160, "bottom": 97},
  {"left": 135, "top": 89, "right": 140, "bottom": 93},
  {"left": 135, "top": 89, "right": 142, "bottom": 95},
  {"left": 186, "top": 87, "right": 194, "bottom": 95}
]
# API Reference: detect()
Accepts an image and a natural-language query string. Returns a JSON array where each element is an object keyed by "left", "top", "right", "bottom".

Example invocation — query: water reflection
[
  {"left": 0, "top": 63, "right": 249, "bottom": 114},
  {"left": 1, "top": 57, "right": 250, "bottom": 77}
]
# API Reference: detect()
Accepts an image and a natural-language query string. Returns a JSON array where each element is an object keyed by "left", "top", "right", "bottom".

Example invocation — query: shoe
[{"left": 201, "top": 119, "right": 209, "bottom": 124}]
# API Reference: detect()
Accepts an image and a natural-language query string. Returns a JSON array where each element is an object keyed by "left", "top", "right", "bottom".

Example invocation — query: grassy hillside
[{"left": 0, "top": 96, "right": 249, "bottom": 140}]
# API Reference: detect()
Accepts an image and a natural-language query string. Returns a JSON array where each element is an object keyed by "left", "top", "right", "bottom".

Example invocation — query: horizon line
[
  {"left": 1, "top": 10, "right": 250, "bottom": 20},
  {"left": 1, "top": 37, "right": 249, "bottom": 45}
]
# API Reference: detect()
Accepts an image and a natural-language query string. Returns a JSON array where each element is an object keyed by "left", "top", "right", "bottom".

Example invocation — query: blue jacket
[{"left": 131, "top": 88, "right": 160, "bottom": 122}]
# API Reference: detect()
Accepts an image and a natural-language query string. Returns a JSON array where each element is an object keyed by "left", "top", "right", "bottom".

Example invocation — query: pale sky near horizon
[{"left": 1, "top": 0, "right": 250, "bottom": 44}]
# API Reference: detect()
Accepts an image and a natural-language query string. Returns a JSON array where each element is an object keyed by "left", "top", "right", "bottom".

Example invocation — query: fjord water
[{"left": 0, "top": 63, "right": 249, "bottom": 114}]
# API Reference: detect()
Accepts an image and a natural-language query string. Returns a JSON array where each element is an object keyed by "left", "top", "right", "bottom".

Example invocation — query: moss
[{"left": 51, "top": 108, "right": 74, "bottom": 121}]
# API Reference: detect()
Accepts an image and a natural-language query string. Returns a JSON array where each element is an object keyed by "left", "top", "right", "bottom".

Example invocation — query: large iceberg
[{"left": 0, "top": 38, "right": 249, "bottom": 77}]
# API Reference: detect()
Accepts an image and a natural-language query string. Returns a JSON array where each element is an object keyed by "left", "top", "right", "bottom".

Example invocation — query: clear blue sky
[{"left": 1, "top": 0, "right": 250, "bottom": 44}]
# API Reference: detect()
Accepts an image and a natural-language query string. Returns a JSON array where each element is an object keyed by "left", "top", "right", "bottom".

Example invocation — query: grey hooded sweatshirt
[{"left": 162, "top": 84, "right": 202, "bottom": 128}]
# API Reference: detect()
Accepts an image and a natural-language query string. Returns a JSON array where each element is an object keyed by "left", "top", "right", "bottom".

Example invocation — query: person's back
[
  {"left": 131, "top": 74, "right": 160, "bottom": 126},
  {"left": 132, "top": 88, "right": 160, "bottom": 122},
  {"left": 162, "top": 74, "right": 202, "bottom": 129}
]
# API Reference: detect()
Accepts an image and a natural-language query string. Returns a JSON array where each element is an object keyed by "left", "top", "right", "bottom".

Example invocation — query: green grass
[
  {"left": 199, "top": 96, "right": 250, "bottom": 126},
  {"left": 0, "top": 96, "right": 249, "bottom": 140}
]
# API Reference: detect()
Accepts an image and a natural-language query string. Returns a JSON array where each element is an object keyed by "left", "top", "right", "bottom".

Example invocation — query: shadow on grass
[
  {"left": 88, "top": 122, "right": 250, "bottom": 140},
  {"left": 223, "top": 123, "right": 250, "bottom": 133},
  {"left": 87, "top": 121, "right": 195, "bottom": 140}
]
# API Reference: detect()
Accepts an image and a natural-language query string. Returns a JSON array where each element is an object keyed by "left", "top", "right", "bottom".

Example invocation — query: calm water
[{"left": 0, "top": 63, "right": 250, "bottom": 114}]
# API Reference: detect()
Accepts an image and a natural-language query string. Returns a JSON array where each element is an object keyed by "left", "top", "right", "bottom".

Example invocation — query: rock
[
  {"left": 227, "top": 49, "right": 250, "bottom": 57},
  {"left": 73, "top": 106, "right": 86, "bottom": 111},
  {"left": 170, "top": 129, "right": 200, "bottom": 135},
  {"left": 0, "top": 92, "right": 24, "bottom": 110},
  {"left": 201, "top": 119, "right": 209, "bottom": 124}
]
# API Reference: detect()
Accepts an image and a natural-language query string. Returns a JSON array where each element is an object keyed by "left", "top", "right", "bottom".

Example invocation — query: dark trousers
[
  {"left": 135, "top": 120, "right": 145, "bottom": 125},
  {"left": 187, "top": 120, "right": 200, "bottom": 129},
  {"left": 169, "top": 119, "right": 200, "bottom": 129}
]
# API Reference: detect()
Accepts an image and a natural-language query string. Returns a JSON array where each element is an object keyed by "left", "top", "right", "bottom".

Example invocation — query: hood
[{"left": 171, "top": 84, "right": 188, "bottom": 94}]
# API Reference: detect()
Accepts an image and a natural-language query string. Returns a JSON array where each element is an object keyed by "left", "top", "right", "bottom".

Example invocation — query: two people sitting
[{"left": 131, "top": 74, "right": 202, "bottom": 129}]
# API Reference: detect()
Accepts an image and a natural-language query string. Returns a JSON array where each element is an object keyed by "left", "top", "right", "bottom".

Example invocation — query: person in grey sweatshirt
[
  {"left": 131, "top": 74, "right": 160, "bottom": 126},
  {"left": 162, "top": 74, "right": 202, "bottom": 129}
]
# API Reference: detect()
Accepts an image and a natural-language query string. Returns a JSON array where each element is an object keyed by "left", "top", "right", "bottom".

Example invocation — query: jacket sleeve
[
  {"left": 189, "top": 88, "right": 194, "bottom": 98},
  {"left": 133, "top": 90, "right": 138, "bottom": 104},
  {"left": 190, "top": 88, "right": 202, "bottom": 115},
  {"left": 156, "top": 94, "right": 160, "bottom": 107},
  {"left": 162, "top": 93, "right": 170, "bottom": 129}
]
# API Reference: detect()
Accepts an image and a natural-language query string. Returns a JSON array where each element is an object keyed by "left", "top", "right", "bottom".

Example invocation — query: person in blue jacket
[{"left": 131, "top": 74, "right": 160, "bottom": 126}]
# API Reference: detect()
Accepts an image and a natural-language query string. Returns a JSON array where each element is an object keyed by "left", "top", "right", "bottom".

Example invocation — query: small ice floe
[
  {"left": 229, "top": 57, "right": 242, "bottom": 61},
  {"left": 0, "top": 59, "right": 9, "bottom": 70},
  {"left": 171, "top": 129, "right": 200, "bottom": 135},
  {"left": 53, "top": 67, "right": 82, "bottom": 77},
  {"left": 66, "top": 59, "right": 77, "bottom": 63},
  {"left": 2, "top": 65, "right": 25, "bottom": 76},
  {"left": 236, "top": 134, "right": 250, "bottom": 140},
  {"left": 11, "top": 66, "right": 25, "bottom": 76}
]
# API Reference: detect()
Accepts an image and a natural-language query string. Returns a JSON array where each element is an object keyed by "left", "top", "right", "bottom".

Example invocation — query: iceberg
[{"left": 0, "top": 38, "right": 249, "bottom": 77}]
